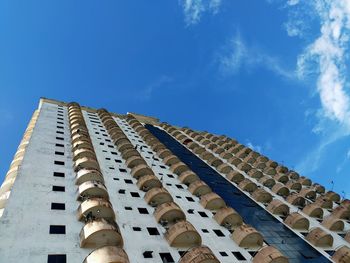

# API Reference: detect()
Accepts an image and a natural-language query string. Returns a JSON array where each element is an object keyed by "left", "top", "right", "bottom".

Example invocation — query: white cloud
[
  {"left": 140, "top": 75, "right": 173, "bottom": 100},
  {"left": 246, "top": 141, "right": 262, "bottom": 153},
  {"left": 219, "top": 33, "right": 295, "bottom": 79},
  {"left": 181, "top": 0, "right": 222, "bottom": 26}
]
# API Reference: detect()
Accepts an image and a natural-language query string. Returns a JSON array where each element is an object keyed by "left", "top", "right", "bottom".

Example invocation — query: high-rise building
[{"left": 0, "top": 98, "right": 349, "bottom": 263}]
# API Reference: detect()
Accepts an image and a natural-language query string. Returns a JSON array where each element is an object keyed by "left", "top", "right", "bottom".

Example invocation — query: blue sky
[{"left": 1, "top": 0, "right": 350, "bottom": 197}]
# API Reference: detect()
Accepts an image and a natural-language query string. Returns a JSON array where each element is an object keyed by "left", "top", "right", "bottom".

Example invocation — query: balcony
[
  {"left": 74, "top": 157, "right": 100, "bottom": 171},
  {"left": 265, "top": 160, "right": 278, "bottom": 168},
  {"left": 73, "top": 140, "right": 94, "bottom": 152},
  {"left": 252, "top": 189, "right": 272, "bottom": 204},
  {"left": 121, "top": 149, "right": 139, "bottom": 160},
  {"left": 208, "top": 157, "right": 223, "bottom": 168},
  {"left": 258, "top": 176, "right": 276, "bottom": 188},
  {"left": 256, "top": 156, "right": 269, "bottom": 163},
  {"left": 73, "top": 148, "right": 96, "bottom": 161},
  {"left": 78, "top": 181, "right": 109, "bottom": 200},
  {"left": 252, "top": 246, "right": 288, "bottom": 263},
  {"left": 163, "top": 155, "right": 181, "bottom": 166},
  {"left": 271, "top": 183, "right": 289, "bottom": 197},
  {"left": 154, "top": 202, "right": 186, "bottom": 224},
  {"left": 286, "top": 194, "right": 305, "bottom": 207},
  {"left": 331, "top": 206, "right": 350, "bottom": 220},
  {"left": 188, "top": 180, "right": 212, "bottom": 197},
  {"left": 219, "top": 152, "right": 233, "bottom": 160},
  {"left": 263, "top": 167, "right": 276, "bottom": 176},
  {"left": 193, "top": 146, "right": 206, "bottom": 155},
  {"left": 179, "top": 171, "right": 199, "bottom": 185},
  {"left": 284, "top": 212, "right": 309, "bottom": 230},
  {"left": 76, "top": 169, "right": 104, "bottom": 185},
  {"left": 80, "top": 219, "right": 123, "bottom": 248},
  {"left": 151, "top": 142, "right": 165, "bottom": 152},
  {"left": 77, "top": 198, "right": 115, "bottom": 221},
  {"left": 288, "top": 171, "right": 300, "bottom": 180},
  {"left": 299, "top": 188, "right": 316, "bottom": 200},
  {"left": 0, "top": 178, "right": 16, "bottom": 195},
  {"left": 125, "top": 156, "right": 146, "bottom": 169},
  {"left": 306, "top": 227, "right": 333, "bottom": 247},
  {"left": 178, "top": 246, "right": 219, "bottom": 263},
  {"left": 217, "top": 163, "right": 233, "bottom": 174},
  {"left": 324, "top": 191, "right": 341, "bottom": 202},
  {"left": 237, "top": 162, "right": 252, "bottom": 173},
  {"left": 267, "top": 199, "right": 289, "bottom": 216},
  {"left": 228, "top": 156, "right": 242, "bottom": 166},
  {"left": 232, "top": 224, "right": 263, "bottom": 248},
  {"left": 274, "top": 174, "right": 288, "bottom": 184},
  {"left": 276, "top": 165, "right": 288, "bottom": 174},
  {"left": 213, "top": 207, "right": 242, "bottom": 229},
  {"left": 170, "top": 162, "right": 189, "bottom": 175},
  {"left": 254, "top": 162, "right": 266, "bottom": 170},
  {"left": 297, "top": 176, "right": 312, "bottom": 186},
  {"left": 144, "top": 187, "right": 173, "bottom": 207},
  {"left": 188, "top": 142, "right": 200, "bottom": 150},
  {"left": 0, "top": 191, "right": 10, "bottom": 209},
  {"left": 157, "top": 149, "right": 173, "bottom": 159},
  {"left": 165, "top": 221, "right": 201, "bottom": 247},
  {"left": 286, "top": 181, "right": 302, "bottom": 191},
  {"left": 321, "top": 215, "right": 344, "bottom": 231},
  {"left": 200, "top": 193, "right": 225, "bottom": 210},
  {"left": 238, "top": 179, "right": 257, "bottom": 193},
  {"left": 332, "top": 246, "right": 350, "bottom": 263},
  {"left": 244, "top": 156, "right": 256, "bottom": 165},
  {"left": 302, "top": 203, "right": 323, "bottom": 218},
  {"left": 315, "top": 196, "right": 333, "bottom": 209},
  {"left": 131, "top": 164, "right": 154, "bottom": 179},
  {"left": 248, "top": 169, "right": 263, "bottom": 179},
  {"left": 116, "top": 141, "right": 133, "bottom": 153},
  {"left": 136, "top": 174, "right": 161, "bottom": 191},
  {"left": 312, "top": 183, "right": 325, "bottom": 194}
]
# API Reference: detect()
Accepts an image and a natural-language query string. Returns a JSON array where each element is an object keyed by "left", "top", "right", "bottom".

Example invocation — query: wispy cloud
[
  {"left": 181, "top": 0, "right": 222, "bottom": 26},
  {"left": 219, "top": 33, "right": 295, "bottom": 79},
  {"left": 139, "top": 75, "right": 173, "bottom": 101},
  {"left": 246, "top": 141, "right": 262, "bottom": 153}
]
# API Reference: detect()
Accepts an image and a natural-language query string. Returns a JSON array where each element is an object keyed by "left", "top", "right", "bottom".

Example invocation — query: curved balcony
[
  {"left": 0, "top": 191, "right": 10, "bottom": 209},
  {"left": 208, "top": 157, "right": 223, "bottom": 168},
  {"left": 77, "top": 198, "right": 115, "bottom": 221},
  {"left": 315, "top": 196, "right": 333, "bottom": 209},
  {"left": 263, "top": 167, "right": 276, "bottom": 176},
  {"left": 179, "top": 246, "right": 219, "bottom": 263},
  {"left": 152, "top": 142, "right": 165, "bottom": 152},
  {"left": 111, "top": 132, "right": 126, "bottom": 143},
  {"left": 302, "top": 203, "right": 323, "bottom": 218},
  {"left": 274, "top": 174, "right": 288, "bottom": 184},
  {"left": 226, "top": 171, "right": 244, "bottom": 184},
  {"left": 288, "top": 171, "right": 300, "bottom": 180},
  {"left": 306, "top": 227, "right": 333, "bottom": 247},
  {"left": 188, "top": 180, "right": 212, "bottom": 197},
  {"left": 73, "top": 141, "right": 94, "bottom": 152},
  {"left": 276, "top": 165, "right": 288, "bottom": 174},
  {"left": 76, "top": 169, "right": 104, "bottom": 185},
  {"left": 299, "top": 188, "right": 316, "bottom": 200},
  {"left": 179, "top": 171, "right": 199, "bottom": 185},
  {"left": 213, "top": 147, "right": 224, "bottom": 155},
  {"left": 232, "top": 224, "right": 263, "bottom": 248},
  {"left": 213, "top": 207, "right": 242, "bottom": 229},
  {"left": 324, "top": 191, "right": 341, "bottom": 202},
  {"left": 116, "top": 141, "right": 133, "bottom": 153},
  {"left": 252, "top": 246, "right": 288, "bottom": 263},
  {"left": 321, "top": 215, "right": 344, "bottom": 231},
  {"left": 200, "top": 193, "right": 225, "bottom": 210},
  {"left": 257, "top": 156, "right": 269, "bottom": 163},
  {"left": 258, "top": 176, "right": 276, "bottom": 188},
  {"left": 272, "top": 183, "right": 289, "bottom": 197},
  {"left": 78, "top": 181, "right": 109, "bottom": 200},
  {"left": 188, "top": 142, "right": 200, "bottom": 150},
  {"left": 137, "top": 174, "right": 161, "bottom": 191},
  {"left": 341, "top": 199, "right": 350, "bottom": 209},
  {"left": 237, "top": 162, "right": 252, "bottom": 173},
  {"left": 165, "top": 221, "right": 201, "bottom": 247},
  {"left": 252, "top": 189, "right": 272, "bottom": 204},
  {"left": 144, "top": 187, "right": 173, "bottom": 207},
  {"left": 71, "top": 133, "right": 91, "bottom": 145},
  {"left": 286, "top": 181, "right": 302, "bottom": 191},
  {"left": 74, "top": 157, "right": 100, "bottom": 171},
  {"left": 131, "top": 164, "right": 154, "bottom": 179},
  {"left": 284, "top": 212, "right": 309, "bottom": 230},
  {"left": 193, "top": 146, "right": 206, "bottom": 155},
  {"left": 238, "top": 179, "right": 257, "bottom": 193},
  {"left": 345, "top": 232, "right": 350, "bottom": 243},
  {"left": 73, "top": 148, "right": 96, "bottom": 161},
  {"left": 254, "top": 162, "right": 266, "bottom": 170},
  {"left": 163, "top": 155, "right": 181, "bottom": 166},
  {"left": 331, "top": 206, "right": 350, "bottom": 220},
  {"left": 170, "top": 162, "right": 189, "bottom": 175},
  {"left": 154, "top": 202, "right": 186, "bottom": 224},
  {"left": 0, "top": 178, "right": 16, "bottom": 195},
  {"left": 219, "top": 152, "right": 233, "bottom": 160},
  {"left": 121, "top": 149, "right": 140, "bottom": 160},
  {"left": 267, "top": 199, "right": 289, "bottom": 216},
  {"left": 125, "top": 156, "right": 146, "bottom": 169},
  {"left": 286, "top": 194, "right": 305, "bottom": 207},
  {"left": 243, "top": 156, "right": 256, "bottom": 165},
  {"left": 248, "top": 169, "right": 263, "bottom": 179},
  {"left": 157, "top": 149, "right": 173, "bottom": 159},
  {"left": 332, "top": 246, "right": 350, "bottom": 263},
  {"left": 266, "top": 160, "right": 278, "bottom": 168},
  {"left": 217, "top": 163, "right": 233, "bottom": 174},
  {"left": 228, "top": 156, "right": 242, "bottom": 166},
  {"left": 297, "top": 177, "right": 312, "bottom": 186},
  {"left": 80, "top": 219, "right": 123, "bottom": 248},
  {"left": 236, "top": 151, "right": 248, "bottom": 159},
  {"left": 5, "top": 166, "right": 19, "bottom": 180}
]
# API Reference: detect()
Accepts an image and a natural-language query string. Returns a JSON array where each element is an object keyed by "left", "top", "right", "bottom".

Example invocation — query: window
[
  {"left": 51, "top": 203, "right": 65, "bottom": 210},
  {"left": 55, "top": 151, "right": 64, "bottom": 156},
  {"left": 53, "top": 172, "right": 65, "bottom": 177},
  {"left": 138, "top": 208, "right": 149, "bottom": 214},
  {"left": 109, "top": 167, "right": 115, "bottom": 170},
  {"left": 55, "top": 143, "right": 64, "bottom": 147},
  {"left": 115, "top": 159, "right": 122, "bottom": 163},
  {"left": 187, "top": 209, "right": 194, "bottom": 214},
  {"left": 125, "top": 207, "right": 132, "bottom": 210},
  {"left": 56, "top": 131, "right": 64, "bottom": 135},
  {"left": 48, "top": 254, "right": 66, "bottom": 263},
  {"left": 143, "top": 251, "right": 153, "bottom": 258},
  {"left": 105, "top": 157, "right": 111, "bottom": 160},
  {"left": 147, "top": 227, "right": 160, "bottom": 236},
  {"left": 160, "top": 165, "right": 166, "bottom": 169},
  {"left": 118, "top": 189, "right": 126, "bottom": 194},
  {"left": 175, "top": 184, "right": 184, "bottom": 189},
  {"left": 57, "top": 126, "right": 64, "bottom": 129},
  {"left": 100, "top": 142, "right": 105, "bottom": 145},
  {"left": 49, "top": 225, "right": 66, "bottom": 234},
  {"left": 201, "top": 229, "right": 209, "bottom": 233},
  {"left": 186, "top": 197, "right": 195, "bottom": 202},
  {"left": 113, "top": 178, "right": 119, "bottom": 181},
  {"left": 219, "top": 251, "right": 228, "bottom": 257},
  {"left": 213, "top": 229, "right": 225, "bottom": 237},
  {"left": 57, "top": 121, "right": 64, "bottom": 125},
  {"left": 119, "top": 168, "right": 127, "bottom": 173},
  {"left": 111, "top": 152, "right": 118, "bottom": 155},
  {"left": 133, "top": 227, "right": 141, "bottom": 231},
  {"left": 176, "top": 196, "right": 181, "bottom": 199},
  {"left": 159, "top": 253, "right": 174, "bottom": 263},
  {"left": 52, "top": 186, "right": 65, "bottom": 192},
  {"left": 198, "top": 211, "right": 208, "bottom": 217},
  {"left": 167, "top": 174, "right": 174, "bottom": 178},
  {"left": 124, "top": 179, "right": 133, "bottom": 184},
  {"left": 232, "top": 252, "right": 246, "bottom": 261},
  {"left": 54, "top": 161, "right": 64, "bottom": 166},
  {"left": 130, "top": 192, "right": 140, "bottom": 198},
  {"left": 56, "top": 137, "right": 64, "bottom": 141}
]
